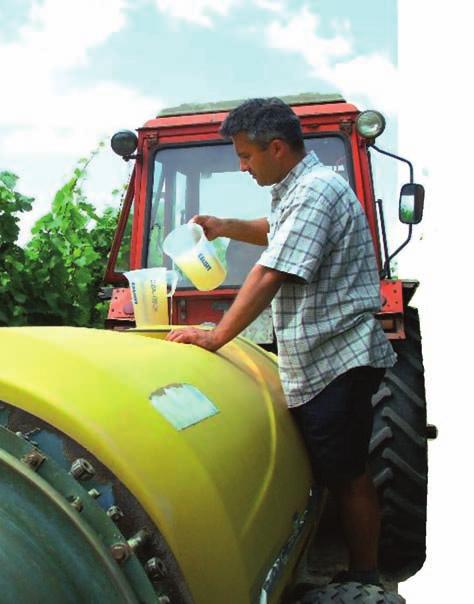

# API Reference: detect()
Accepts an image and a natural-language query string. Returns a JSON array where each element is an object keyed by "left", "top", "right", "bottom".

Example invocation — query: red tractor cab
[{"left": 105, "top": 93, "right": 424, "bottom": 344}]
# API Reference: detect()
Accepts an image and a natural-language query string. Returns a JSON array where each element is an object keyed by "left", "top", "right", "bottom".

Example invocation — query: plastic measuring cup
[
  {"left": 163, "top": 223, "right": 226, "bottom": 291},
  {"left": 124, "top": 267, "right": 178, "bottom": 328}
]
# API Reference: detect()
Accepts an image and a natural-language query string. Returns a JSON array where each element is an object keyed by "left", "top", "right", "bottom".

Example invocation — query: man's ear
[{"left": 270, "top": 138, "right": 286, "bottom": 159}]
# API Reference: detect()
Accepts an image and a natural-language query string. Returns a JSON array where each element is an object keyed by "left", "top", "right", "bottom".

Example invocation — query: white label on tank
[{"left": 149, "top": 384, "right": 219, "bottom": 430}]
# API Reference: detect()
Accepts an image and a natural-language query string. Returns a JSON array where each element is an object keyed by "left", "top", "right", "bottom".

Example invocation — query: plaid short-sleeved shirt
[{"left": 258, "top": 151, "right": 397, "bottom": 407}]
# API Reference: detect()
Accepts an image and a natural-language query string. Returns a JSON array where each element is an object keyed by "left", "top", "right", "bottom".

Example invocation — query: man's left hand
[
  {"left": 166, "top": 327, "right": 220, "bottom": 351},
  {"left": 165, "top": 265, "right": 286, "bottom": 352}
]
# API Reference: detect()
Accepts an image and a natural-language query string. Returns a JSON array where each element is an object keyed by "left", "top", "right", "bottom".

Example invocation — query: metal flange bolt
[
  {"left": 110, "top": 529, "right": 149, "bottom": 564},
  {"left": 158, "top": 597, "right": 170, "bottom": 604},
  {"left": 68, "top": 496, "right": 84, "bottom": 512},
  {"left": 70, "top": 458, "right": 96, "bottom": 481},
  {"left": 110, "top": 542, "right": 132, "bottom": 563},
  {"left": 144, "top": 557, "right": 168, "bottom": 581},
  {"left": 88, "top": 488, "right": 101, "bottom": 499},
  {"left": 21, "top": 449, "right": 46, "bottom": 471},
  {"left": 107, "top": 505, "right": 124, "bottom": 521},
  {"left": 127, "top": 528, "right": 150, "bottom": 552},
  {"left": 15, "top": 428, "right": 40, "bottom": 443}
]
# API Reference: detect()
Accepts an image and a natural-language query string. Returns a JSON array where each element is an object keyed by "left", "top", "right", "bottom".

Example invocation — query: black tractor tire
[
  {"left": 369, "top": 307, "right": 428, "bottom": 578},
  {"left": 301, "top": 582, "right": 405, "bottom": 604}
]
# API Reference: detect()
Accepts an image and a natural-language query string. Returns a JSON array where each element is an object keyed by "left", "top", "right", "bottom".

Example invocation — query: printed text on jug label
[{"left": 198, "top": 253, "right": 212, "bottom": 272}]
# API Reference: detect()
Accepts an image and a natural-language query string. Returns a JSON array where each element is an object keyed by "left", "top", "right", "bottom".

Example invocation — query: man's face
[{"left": 232, "top": 132, "right": 280, "bottom": 186}]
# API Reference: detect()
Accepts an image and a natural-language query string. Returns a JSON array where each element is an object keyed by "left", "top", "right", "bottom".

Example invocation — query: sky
[
  {"left": 2, "top": 1, "right": 473, "bottom": 601},
  {"left": 0, "top": 0, "right": 398, "bottom": 244}
]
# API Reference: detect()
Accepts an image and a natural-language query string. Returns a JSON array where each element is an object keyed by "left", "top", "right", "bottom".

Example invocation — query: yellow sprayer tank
[{"left": 0, "top": 326, "right": 316, "bottom": 604}]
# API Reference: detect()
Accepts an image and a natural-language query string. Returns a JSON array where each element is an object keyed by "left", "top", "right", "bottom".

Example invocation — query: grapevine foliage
[{"left": 0, "top": 151, "right": 121, "bottom": 328}]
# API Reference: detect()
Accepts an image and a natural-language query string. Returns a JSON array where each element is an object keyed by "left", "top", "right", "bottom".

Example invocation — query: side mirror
[{"left": 399, "top": 183, "right": 424, "bottom": 224}]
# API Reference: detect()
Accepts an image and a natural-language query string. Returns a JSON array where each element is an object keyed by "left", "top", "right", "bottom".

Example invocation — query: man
[{"left": 166, "top": 98, "right": 397, "bottom": 586}]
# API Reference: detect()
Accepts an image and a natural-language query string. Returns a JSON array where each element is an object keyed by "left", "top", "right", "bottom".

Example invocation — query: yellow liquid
[
  {"left": 150, "top": 278, "right": 169, "bottom": 324},
  {"left": 175, "top": 251, "right": 226, "bottom": 291},
  {"left": 134, "top": 277, "right": 169, "bottom": 327}
]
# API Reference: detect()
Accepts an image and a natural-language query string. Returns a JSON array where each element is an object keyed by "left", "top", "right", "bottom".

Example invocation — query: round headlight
[
  {"left": 356, "top": 110, "right": 386, "bottom": 139},
  {"left": 111, "top": 130, "right": 138, "bottom": 157}
]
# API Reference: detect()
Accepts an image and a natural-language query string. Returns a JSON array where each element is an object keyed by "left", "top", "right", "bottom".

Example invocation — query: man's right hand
[
  {"left": 190, "top": 215, "right": 269, "bottom": 246},
  {"left": 190, "top": 215, "right": 224, "bottom": 241}
]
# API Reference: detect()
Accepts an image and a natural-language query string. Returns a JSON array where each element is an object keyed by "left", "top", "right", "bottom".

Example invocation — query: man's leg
[
  {"left": 331, "top": 470, "right": 380, "bottom": 572},
  {"left": 290, "top": 366, "right": 385, "bottom": 583}
]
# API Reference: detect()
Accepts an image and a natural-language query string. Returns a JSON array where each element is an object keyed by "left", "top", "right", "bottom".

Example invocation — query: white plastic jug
[
  {"left": 124, "top": 268, "right": 178, "bottom": 328},
  {"left": 163, "top": 223, "right": 226, "bottom": 291}
]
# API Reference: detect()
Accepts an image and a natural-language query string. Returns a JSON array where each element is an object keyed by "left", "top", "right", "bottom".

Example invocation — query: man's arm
[
  {"left": 192, "top": 215, "right": 269, "bottom": 246},
  {"left": 166, "top": 263, "right": 285, "bottom": 350}
]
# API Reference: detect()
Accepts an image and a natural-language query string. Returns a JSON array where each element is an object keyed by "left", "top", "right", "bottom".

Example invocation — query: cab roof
[{"left": 157, "top": 92, "right": 345, "bottom": 118}]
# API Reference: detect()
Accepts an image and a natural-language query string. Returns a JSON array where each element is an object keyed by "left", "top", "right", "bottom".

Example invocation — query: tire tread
[{"left": 369, "top": 307, "right": 428, "bottom": 577}]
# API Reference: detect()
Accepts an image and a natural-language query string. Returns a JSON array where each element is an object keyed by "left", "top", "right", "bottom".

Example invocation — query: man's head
[{"left": 219, "top": 97, "right": 305, "bottom": 186}]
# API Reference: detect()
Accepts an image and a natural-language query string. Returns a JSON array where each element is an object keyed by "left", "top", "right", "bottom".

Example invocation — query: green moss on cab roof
[{"left": 157, "top": 92, "right": 345, "bottom": 117}]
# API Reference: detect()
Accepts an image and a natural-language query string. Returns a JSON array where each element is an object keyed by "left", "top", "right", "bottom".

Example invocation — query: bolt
[
  {"left": 21, "top": 449, "right": 46, "bottom": 471},
  {"left": 144, "top": 557, "right": 168, "bottom": 580},
  {"left": 158, "top": 597, "right": 170, "bottom": 604},
  {"left": 127, "top": 528, "right": 150, "bottom": 553},
  {"left": 70, "top": 458, "right": 95, "bottom": 481},
  {"left": 68, "top": 496, "right": 84, "bottom": 512},
  {"left": 16, "top": 428, "right": 40, "bottom": 441},
  {"left": 88, "top": 488, "right": 101, "bottom": 499},
  {"left": 107, "top": 505, "right": 124, "bottom": 521},
  {"left": 110, "top": 542, "right": 132, "bottom": 563}
]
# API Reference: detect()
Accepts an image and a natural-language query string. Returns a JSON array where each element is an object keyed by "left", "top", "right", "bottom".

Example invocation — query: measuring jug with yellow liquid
[
  {"left": 163, "top": 223, "right": 227, "bottom": 291},
  {"left": 124, "top": 268, "right": 178, "bottom": 328}
]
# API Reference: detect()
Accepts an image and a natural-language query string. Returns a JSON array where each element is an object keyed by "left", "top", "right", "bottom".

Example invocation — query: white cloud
[
  {"left": 328, "top": 54, "right": 399, "bottom": 113},
  {"left": 0, "top": 0, "right": 158, "bottom": 243},
  {"left": 154, "top": 0, "right": 238, "bottom": 27},
  {"left": 2, "top": 82, "right": 157, "bottom": 155},
  {"left": 265, "top": 7, "right": 398, "bottom": 114},
  {"left": 266, "top": 8, "right": 352, "bottom": 68},
  {"left": 329, "top": 17, "right": 352, "bottom": 36},
  {"left": 254, "top": 0, "right": 286, "bottom": 13},
  {"left": 0, "top": 0, "right": 158, "bottom": 155},
  {"left": 18, "top": 0, "right": 128, "bottom": 71}
]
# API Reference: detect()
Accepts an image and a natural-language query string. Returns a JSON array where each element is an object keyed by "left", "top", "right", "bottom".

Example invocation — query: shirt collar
[{"left": 271, "top": 150, "right": 321, "bottom": 201}]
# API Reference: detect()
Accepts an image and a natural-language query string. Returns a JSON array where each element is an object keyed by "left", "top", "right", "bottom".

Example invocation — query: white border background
[{"left": 399, "top": 1, "right": 473, "bottom": 601}]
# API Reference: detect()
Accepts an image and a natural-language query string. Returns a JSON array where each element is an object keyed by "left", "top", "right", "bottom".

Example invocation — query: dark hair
[{"left": 219, "top": 97, "right": 304, "bottom": 152}]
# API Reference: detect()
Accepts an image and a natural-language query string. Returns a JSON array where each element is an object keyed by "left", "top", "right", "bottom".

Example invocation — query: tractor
[{"left": 0, "top": 93, "right": 434, "bottom": 603}]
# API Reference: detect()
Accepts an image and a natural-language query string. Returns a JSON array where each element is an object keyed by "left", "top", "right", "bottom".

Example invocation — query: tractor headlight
[
  {"left": 356, "top": 110, "right": 386, "bottom": 140},
  {"left": 111, "top": 130, "right": 138, "bottom": 158}
]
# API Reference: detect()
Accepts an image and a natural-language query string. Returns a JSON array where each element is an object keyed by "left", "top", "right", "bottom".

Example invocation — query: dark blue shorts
[{"left": 290, "top": 366, "right": 385, "bottom": 487}]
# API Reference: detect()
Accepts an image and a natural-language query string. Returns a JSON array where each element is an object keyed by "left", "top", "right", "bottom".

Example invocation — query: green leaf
[
  {"left": 13, "top": 293, "right": 27, "bottom": 304},
  {"left": 0, "top": 171, "right": 18, "bottom": 189},
  {"left": 15, "top": 192, "right": 34, "bottom": 211},
  {"left": 2, "top": 146, "right": 120, "bottom": 328}
]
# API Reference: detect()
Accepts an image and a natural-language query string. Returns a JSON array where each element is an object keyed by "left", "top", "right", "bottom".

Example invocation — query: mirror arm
[
  {"left": 385, "top": 224, "right": 413, "bottom": 274},
  {"left": 376, "top": 198, "right": 391, "bottom": 279},
  {"left": 372, "top": 145, "right": 414, "bottom": 183}
]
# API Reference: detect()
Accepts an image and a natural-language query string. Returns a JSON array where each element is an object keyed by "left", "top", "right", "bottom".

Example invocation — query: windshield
[{"left": 147, "top": 136, "right": 352, "bottom": 288}]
